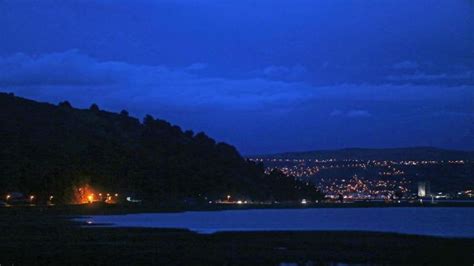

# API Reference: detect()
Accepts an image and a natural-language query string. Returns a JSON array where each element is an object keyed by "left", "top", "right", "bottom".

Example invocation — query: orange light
[
  {"left": 6, "top": 195, "right": 11, "bottom": 200},
  {"left": 87, "top": 194, "right": 94, "bottom": 203}
]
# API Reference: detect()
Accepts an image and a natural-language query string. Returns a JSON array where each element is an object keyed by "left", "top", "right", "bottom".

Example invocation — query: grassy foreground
[{"left": 0, "top": 205, "right": 473, "bottom": 265}]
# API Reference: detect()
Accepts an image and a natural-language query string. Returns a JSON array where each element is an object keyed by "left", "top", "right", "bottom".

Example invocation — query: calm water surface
[{"left": 76, "top": 207, "right": 474, "bottom": 237}]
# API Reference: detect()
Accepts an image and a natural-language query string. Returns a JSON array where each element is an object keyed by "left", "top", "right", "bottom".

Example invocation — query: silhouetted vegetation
[{"left": 0, "top": 93, "right": 323, "bottom": 203}]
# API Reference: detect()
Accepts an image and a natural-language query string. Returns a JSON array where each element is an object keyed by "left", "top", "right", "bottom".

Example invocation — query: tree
[
  {"left": 58, "top": 101, "right": 72, "bottom": 108},
  {"left": 120, "top": 110, "right": 129, "bottom": 117},
  {"left": 184, "top": 130, "right": 194, "bottom": 138},
  {"left": 143, "top": 114, "right": 155, "bottom": 126},
  {"left": 89, "top": 103, "right": 100, "bottom": 113}
]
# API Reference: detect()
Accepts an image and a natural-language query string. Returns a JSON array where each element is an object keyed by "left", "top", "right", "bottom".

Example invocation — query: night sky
[{"left": 1, "top": 0, "right": 473, "bottom": 154}]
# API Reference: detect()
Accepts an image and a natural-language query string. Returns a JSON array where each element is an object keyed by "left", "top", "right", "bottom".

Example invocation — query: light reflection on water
[{"left": 76, "top": 207, "right": 474, "bottom": 238}]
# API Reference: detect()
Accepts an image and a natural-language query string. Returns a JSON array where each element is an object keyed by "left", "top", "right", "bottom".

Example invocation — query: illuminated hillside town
[{"left": 249, "top": 158, "right": 473, "bottom": 201}]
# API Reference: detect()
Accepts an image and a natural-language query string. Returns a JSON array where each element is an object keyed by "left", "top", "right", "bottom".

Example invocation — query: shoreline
[
  {"left": 73, "top": 207, "right": 474, "bottom": 239},
  {"left": 2, "top": 200, "right": 473, "bottom": 216},
  {"left": 0, "top": 206, "right": 473, "bottom": 265}
]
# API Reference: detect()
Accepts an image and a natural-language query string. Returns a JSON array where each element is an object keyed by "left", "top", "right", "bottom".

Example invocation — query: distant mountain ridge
[{"left": 254, "top": 147, "right": 474, "bottom": 161}]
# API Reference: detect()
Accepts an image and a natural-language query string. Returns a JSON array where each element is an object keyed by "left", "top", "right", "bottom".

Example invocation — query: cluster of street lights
[
  {"left": 85, "top": 193, "right": 119, "bottom": 204},
  {"left": 3, "top": 194, "right": 54, "bottom": 204}
]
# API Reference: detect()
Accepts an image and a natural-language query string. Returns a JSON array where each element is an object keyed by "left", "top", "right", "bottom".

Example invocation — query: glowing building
[{"left": 417, "top": 182, "right": 430, "bottom": 197}]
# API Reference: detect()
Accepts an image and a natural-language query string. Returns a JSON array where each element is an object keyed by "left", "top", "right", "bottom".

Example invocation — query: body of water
[{"left": 76, "top": 207, "right": 474, "bottom": 237}]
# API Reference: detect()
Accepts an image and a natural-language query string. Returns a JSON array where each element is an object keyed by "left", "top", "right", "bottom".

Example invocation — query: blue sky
[{"left": 1, "top": 0, "right": 473, "bottom": 154}]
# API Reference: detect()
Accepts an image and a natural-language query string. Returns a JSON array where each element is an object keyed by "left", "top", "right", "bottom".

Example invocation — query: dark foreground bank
[{"left": 0, "top": 206, "right": 473, "bottom": 265}]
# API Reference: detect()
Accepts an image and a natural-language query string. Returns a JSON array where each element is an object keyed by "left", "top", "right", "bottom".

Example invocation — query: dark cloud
[
  {"left": 348, "top": 110, "right": 372, "bottom": 118},
  {"left": 0, "top": 50, "right": 126, "bottom": 87},
  {"left": 330, "top": 109, "right": 372, "bottom": 118},
  {"left": 387, "top": 71, "right": 474, "bottom": 82},
  {"left": 0, "top": 50, "right": 315, "bottom": 112},
  {"left": 185, "top": 63, "right": 208, "bottom": 71},
  {"left": 261, "top": 65, "right": 308, "bottom": 81},
  {"left": 392, "top": 61, "right": 420, "bottom": 70}
]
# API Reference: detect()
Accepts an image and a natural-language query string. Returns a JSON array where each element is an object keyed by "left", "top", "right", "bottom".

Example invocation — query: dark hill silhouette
[{"left": 0, "top": 93, "right": 322, "bottom": 203}]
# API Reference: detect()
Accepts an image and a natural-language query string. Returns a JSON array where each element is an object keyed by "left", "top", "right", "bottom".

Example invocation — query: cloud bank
[{"left": 1, "top": 50, "right": 473, "bottom": 153}]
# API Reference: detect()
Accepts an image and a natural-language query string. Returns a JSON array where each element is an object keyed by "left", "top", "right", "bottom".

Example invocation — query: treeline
[{"left": 0, "top": 93, "right": 323, "bottom": 203}]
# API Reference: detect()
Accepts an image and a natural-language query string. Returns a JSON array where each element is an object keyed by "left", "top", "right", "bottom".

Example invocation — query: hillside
[
  {"left": 0, "top": 93, "right": 322, "bottom": 203},
  {"left": 256, "top": 147, "right": 474, "bottom": 161},
  {"left": 255, "top": 148, "right": 474, "bottom": 192}
]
